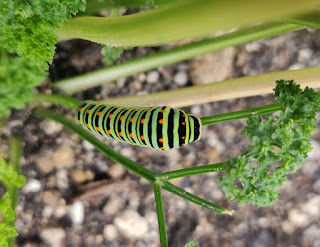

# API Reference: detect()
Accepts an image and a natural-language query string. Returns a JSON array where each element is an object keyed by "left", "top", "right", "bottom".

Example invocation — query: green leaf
[
  {"left": 0, "top": 0, "right": 86, "bottom": 70},
  {"left": 218, "top": 80, "right": 320, "bottom": 207},
  {"left": 185, "top": 241, "right": 200, "bottom": 247},
  {"left": 0, "top": 158, "right": 26, "bottom": 189},
  {"left": 0, "top": 54, "right": 46, "bottom": 117}
]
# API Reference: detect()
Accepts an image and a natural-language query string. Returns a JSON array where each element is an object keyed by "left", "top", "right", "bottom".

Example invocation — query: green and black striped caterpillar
[{"left": 75, "top": 101, "right": 202, "bottom": 150}]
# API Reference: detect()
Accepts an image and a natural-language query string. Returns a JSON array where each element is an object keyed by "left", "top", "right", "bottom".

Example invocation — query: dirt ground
[{"left": 2, "top": 27, "right": 320, "bottom": 247}]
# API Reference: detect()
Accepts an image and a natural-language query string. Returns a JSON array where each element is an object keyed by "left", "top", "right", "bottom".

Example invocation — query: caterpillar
[{"left": 75, "top": 101, "right": 202, "bottom": 150}]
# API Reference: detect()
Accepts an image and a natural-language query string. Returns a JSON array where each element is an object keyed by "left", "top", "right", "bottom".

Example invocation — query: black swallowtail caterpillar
[{"left": 76, "top": 101, "right": 202, "bottom": 150}]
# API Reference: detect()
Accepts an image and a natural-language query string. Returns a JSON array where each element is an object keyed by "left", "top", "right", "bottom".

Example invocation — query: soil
[{"left": 2, "top": 27, "right": 320, "bottom": 247}]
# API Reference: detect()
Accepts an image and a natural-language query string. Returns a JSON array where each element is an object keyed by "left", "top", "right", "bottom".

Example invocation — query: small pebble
[
  {"left": 114, "top": 210, "right": 148, "bottom": 238},
  {"left": 23, "top": 179, "right": 42, "bottom": 193},
  {"left": 56, "top": 168, "right": 69, "bottom": 190},
  {"left": 68, "top": 201, "right": 85, "bottom": 225},
  {"left": 146, "top": 71, "right": 159, "bottom": 84},
  {"left": 174, "top": 71, "right": 188, "bottom": 86},
  {"left": 40, "top": 227, "right": 65, "bottom": 247},
  {"left": 104, "top": 224, "right": 118, "bottom": 241}
]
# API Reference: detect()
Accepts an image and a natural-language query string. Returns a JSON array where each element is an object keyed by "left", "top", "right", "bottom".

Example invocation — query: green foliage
[
  {"left": 0, "top": 54, "right": 46, "bottom": 117},
  {"left": 185, "top": 241, "right": 200, "bottom": 247},
  {"left": 0, "top": 157, "right": 26, "bottom": 247},
  {"left": 0, "top": 0, "right": 86, "bottom": 70},
  {"left": 218, "top": 80, "right": 320, "bottom": 207}
]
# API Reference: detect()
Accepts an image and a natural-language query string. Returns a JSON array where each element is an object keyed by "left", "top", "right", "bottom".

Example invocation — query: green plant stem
[
  {"left": 98, "top": 66, "right": 320, "bottom": 108},
  {"left": 156, "top": 163, "right": 226, "bottom": 180},
  {"left": 56, "top": 0, "right": 317, "bottom": 46},
  {"left": 153, "top": 184, "right": 168, "bottom": 247},
  {"left": 161, "top": 180, "right": 226, "bottom": 214},
  {"left": 32, "top": 94, "right": 80, "bottom": 109},
  {"left": 284, "top": 10, "right": 320, "bottom": 29},
  {"left": 8, "top": 134, "right": 23, "bottom": 247},
  {"left": 54, "top": 22, "right": 300, "bottom": 94},
  {"left": 32, "top": 107, "right": 156, "bottom": 183},
  {"left": 200, "top": 103, "right": 281, "bottom": 126}
]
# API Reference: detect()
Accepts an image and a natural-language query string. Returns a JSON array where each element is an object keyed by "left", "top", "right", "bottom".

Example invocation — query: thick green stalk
[
  {"left": 156, "top": 163, "right": 226, "bottom": 180},
  {"left": 98, "top": 66, "right": 320, "bottom": 108},
  {"left": 8, "top": 135, "right": 23, "bottom": 247},
  {"left": 153, "top": 184, "right": 168, "bottom": 247},
  {"left": 56, "top": 0, "right": 317, "bottom": 46},
  {"left": 32, "top": 108, "right": 156, "bottom": 183},
  {"left": 54, "top": 22, "right": 300, "bottom": 94}
]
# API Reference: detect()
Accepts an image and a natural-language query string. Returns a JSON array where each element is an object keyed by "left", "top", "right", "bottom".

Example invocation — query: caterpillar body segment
[{"left": 76, "top": 101, "right": 202, "bottom": 150}]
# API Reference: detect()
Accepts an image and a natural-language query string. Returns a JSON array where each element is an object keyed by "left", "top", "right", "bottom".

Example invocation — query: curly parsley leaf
[
  {"left": 217, "top": 80, "right": 320, "bottom": 207},
  {"left": 0, "top": 0, "right": 86, "bottom": 70},
  {"left": 0, "top": 54, "right": 46, "bottom": 117},
  {"left": 185, "top": 241, "right": 200, "bottom": 247},
  {"left": 0, "top": 157, "right": 26, "bottom": 246}
]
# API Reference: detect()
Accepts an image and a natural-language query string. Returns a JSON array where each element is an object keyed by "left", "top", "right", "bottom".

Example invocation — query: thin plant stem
[
  {"left": 200, "top": 103, "right": 281, "bottom": 126},
  {"left": 160, "top": 180, "right": 227, "bottom": 214},
  {"left": 7, "top": 134, "right": 23, "bottom": 247},
  {"left": 153, "top": 183, "right": 168, "bottom": 247},
  {"left": 32, "top": 94, "right": 80, "bottom": 109},
  {"left": 56, "top": 0, "right": 318, "bottom": 46},
  {"left": 54, "top": 22, "right": 300, "bottom": 94},
  {"left": 32, "top": 107, "right": 156, "bottom": 183},
  {"left": 156, "top": 163, "right": 226, "bottom": 180}
]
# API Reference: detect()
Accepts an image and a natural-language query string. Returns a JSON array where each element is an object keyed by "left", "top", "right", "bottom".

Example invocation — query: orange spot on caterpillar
[
  {"left": 141, "top": 135, "right": 145, "bottom": 140},
  {"left": 159, "top": 138, "right": 164, "bottom": 143},
  {"left": 182, "top": 136, "right": 185, "bottom": 140},
  {"left": 130, "top": 118, "right": 134, "bottom": 122},
  {"left": 120, "top": 116, "right": 124, "bottom": 121},
  {"left": 108, "top": 130, "right": 112, "bottom": 134},
  {"left": 86, "top": 124, "right": 90, "bottom": 128},
  {"left": 141, "top": 119, "right": 145, "bottom": 124},
  {"left": 159, "top": 119, "right": 164, "bottom": 124},
  {"left": 109, "top": 114, "right": 112, "bottom": 118},
  {"left": 130, "top": 133, "right": 134, "bottom": 138},
  {"left": 182, "top": 122, "right": 185, "bottom": 125},
  {"left": 79, "top": 108, "right": 83, "bottom": 112},
  {"left": 182, "top": 114, "right": 185, "bottom": 117},
  {"left": 98, "top": 112, "right": 102, "bottom": 116},
  {"left": 160, "top": 147, "right": 166, "bottom": 150},
  {"left": 160, "top": 109, "right": 166, "bottom": 113},
  {"left": 120, "top": 132, "right": 123, "bottom": 137},
  {"left": 182, "top": 143, "right": 185, "bottom": 146},
  {"left": 96, "top": 127, "right": 100, "bottom": 131},
  {"left": 117, "top": 106, "right": 121, "bottom": 109},
  {"left": 87, "top": 110, "right": 91, "bottom": 114},
  {"left": 147, "top": 108, "right": 152, "bottom": 112},
  {"left": 78, "top": 120, "right": 81, "bottom": 124}
]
